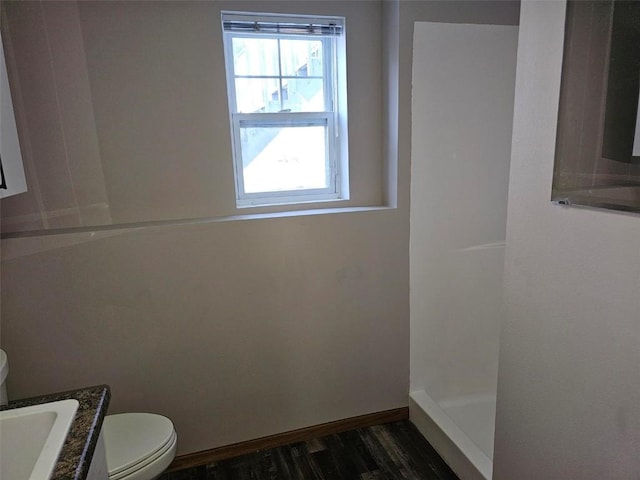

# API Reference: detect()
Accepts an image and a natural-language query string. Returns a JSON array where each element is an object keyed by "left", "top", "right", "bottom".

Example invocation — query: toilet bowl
[
  {"left": 0, "top": 349, "right": 177, "bottom": 480},
  {"left": 103, "top": 413, "right": 177, "bottom": 480}
]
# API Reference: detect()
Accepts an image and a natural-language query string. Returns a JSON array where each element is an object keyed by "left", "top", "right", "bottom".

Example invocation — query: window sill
[{"left": 0, "top": 206, "right": 396, "bottom": 239}]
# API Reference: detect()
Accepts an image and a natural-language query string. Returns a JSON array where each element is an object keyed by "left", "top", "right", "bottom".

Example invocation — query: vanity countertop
[{"left": 1, "top": 384, "right": 111, "bottom": 480}]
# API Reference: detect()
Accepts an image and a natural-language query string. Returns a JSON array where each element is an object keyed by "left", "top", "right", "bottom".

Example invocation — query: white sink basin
[{"left": 0, "top": 399, "right": 79, "bottom": 480}]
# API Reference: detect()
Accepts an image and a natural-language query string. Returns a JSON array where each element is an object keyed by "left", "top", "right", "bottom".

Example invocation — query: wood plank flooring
[{"left": 159, "top": 420, "right": 459, "bottom": 480}]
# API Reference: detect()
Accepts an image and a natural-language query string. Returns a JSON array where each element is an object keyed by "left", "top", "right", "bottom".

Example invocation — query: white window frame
[{"left": 221, "top": 11, "right": 348, "bottom": 208}]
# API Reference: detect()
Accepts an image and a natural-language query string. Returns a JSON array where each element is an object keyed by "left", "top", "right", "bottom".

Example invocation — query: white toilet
[
  {"left": 0, "top": 350, "right": 177, "bottom": 480},
  {"left": 102, "top": 412, "right": 177, "bottom": 480}
]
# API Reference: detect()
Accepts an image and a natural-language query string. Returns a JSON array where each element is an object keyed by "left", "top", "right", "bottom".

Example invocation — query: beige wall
[
  {"left": 0, "top": 0, "right": 520, "bottom": 459},
  {"left": 0, "top": 0, "right": 383, "bottom": 233},
  {"left": 0, "top": 0, "right": 404, "bottom": 456},
  {"left": 494, "top": 2, "right": 640, "bottom": 478},
  {"left": 1, "top": 211, "right": 409, "bottom": 455}
]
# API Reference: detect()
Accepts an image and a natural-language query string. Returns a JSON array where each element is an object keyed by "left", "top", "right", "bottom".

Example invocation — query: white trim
[
  {"left": 233, "top": 114, "right": 336, "bottom": 203},
  {"left": 1, "top": 207, "right": 395, "bottom": 241},
  {"left": 221, "top": 11, "right": 344, "bottom": 37},
  {"left": 0, "top": 33, "right": 27, "bottom": 198},
  {"left": 221, "top": 11, "right": 348, "bottom": 209},
  {"left": 409, "top": 390, "right": 492, "bottom": 480}
]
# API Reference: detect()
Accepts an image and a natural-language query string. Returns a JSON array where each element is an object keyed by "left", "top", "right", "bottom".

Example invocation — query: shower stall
[{"left": 409, "top": 22, "right": 518, "bottom": 480}]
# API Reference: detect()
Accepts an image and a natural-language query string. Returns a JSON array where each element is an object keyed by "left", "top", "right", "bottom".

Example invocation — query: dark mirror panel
[{"left": 553, "top": 0, "right": 640, "bottom": 213}]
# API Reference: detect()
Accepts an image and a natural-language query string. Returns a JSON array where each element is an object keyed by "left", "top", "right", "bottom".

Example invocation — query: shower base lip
[{"left": 409, "top": 389, "right": 493, "bottom": 480}]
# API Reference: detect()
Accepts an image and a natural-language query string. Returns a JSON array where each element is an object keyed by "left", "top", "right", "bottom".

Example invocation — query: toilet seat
[{"left": 103, "top": 413, "right": 177, "bottom": 480}]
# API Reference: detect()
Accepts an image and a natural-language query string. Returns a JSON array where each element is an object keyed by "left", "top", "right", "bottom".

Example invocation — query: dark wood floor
[{"left": 159, "top": 420, "right": 459, "bottom": 480}]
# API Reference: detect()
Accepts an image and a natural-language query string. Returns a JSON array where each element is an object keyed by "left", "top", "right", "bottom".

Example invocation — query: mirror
[{"left": 553, "top": 0, "right": 640, "bottom": 213}]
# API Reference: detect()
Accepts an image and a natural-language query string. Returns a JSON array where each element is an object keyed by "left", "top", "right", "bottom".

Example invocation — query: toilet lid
[{"left": 103, "top": 413, "right": 176, "bottom": 477}]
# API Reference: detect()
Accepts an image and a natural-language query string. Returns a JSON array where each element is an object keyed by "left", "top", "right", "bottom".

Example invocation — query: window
[{"left": 221, "top": 12, "right": 348, "bottom": 207}]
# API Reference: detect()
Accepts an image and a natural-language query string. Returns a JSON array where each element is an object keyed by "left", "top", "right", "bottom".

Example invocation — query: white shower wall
[{"left": 409, "top": 21, "right": 518, "bottom": 479}]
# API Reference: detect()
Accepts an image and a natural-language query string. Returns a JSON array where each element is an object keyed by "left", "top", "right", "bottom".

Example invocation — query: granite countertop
[{"left": 1, "top": 384, "right": 111, "bottom": 480}]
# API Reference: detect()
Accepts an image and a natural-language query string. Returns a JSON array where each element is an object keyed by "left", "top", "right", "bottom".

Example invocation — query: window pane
[
  {"left": 235, "top": 78, "right": 281, "bottom": 113},
  {"left": 281, "top": 78, "right": 325, "bottom": 112},
  {"left": 239, "top": 125, "right": 328, "bottom": 193},
  {"left": 280, "top": 39, "right": 324, "bottom": 77},
  {"left": 232, "top": 37, "right": 279, "bottom": 76}
]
